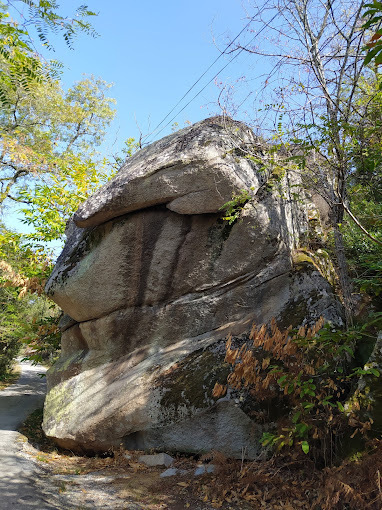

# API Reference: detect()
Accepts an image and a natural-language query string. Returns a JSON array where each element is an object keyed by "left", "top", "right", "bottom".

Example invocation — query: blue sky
[
  {"left": 5, "top": 0, "right": 272, "bottom": 237},
  {"left": 46, "top": 0, "right": 255, "bottom": 151}
]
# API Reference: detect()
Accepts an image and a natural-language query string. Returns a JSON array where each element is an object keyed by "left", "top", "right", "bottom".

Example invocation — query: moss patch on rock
[
  {"left": 156, "top": 343, "right": 231, "bottom": 423},
  {"left": 293, "top": 248, "right": 337, "bottom": 287},
  {"left": 276, "top": 295, "right": 313, "bottom": 331},
  {"left": 207, "top": 219, "right": 234, "bottom": 270}
]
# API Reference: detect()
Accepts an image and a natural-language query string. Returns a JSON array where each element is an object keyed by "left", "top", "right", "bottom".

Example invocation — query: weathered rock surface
[
  {"left": 138, "top": 453, "right": 174, "bottom": 467},
  {"left": 43, "top": 117, "right": 343, "bottom": 458},
  {"left": 352, "top": 331, "right": 382, "bottom": 433}
]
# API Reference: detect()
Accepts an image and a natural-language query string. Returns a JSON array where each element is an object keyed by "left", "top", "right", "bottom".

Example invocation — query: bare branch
[{"left": 342, "top": 201, "right": 382, "bottom": 245}]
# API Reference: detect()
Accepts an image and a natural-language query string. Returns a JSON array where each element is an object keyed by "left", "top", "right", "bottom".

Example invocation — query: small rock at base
[
  {"left": 160, "top": 468, "right": 178, "bottom": 478},
  {"left": 138, "top": 453, "right": 174, "bottom": 467},
  {"left": 194, "top": 464, "right": 215, "bottom": 476}
]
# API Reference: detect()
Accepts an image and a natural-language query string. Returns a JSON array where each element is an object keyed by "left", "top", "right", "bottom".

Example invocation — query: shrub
[{"left": 213, "top": 318, "right": 381, "bottom": 466}]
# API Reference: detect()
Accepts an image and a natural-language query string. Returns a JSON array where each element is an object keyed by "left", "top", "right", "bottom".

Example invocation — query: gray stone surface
[
  {"left": 123, "top": 400, "right": 262, "bottom": 459},
  {"left": 72, "top": 117, "right": 260, "bottom": 227},
  {"left": 353, "top": 331, "right": 382, "bottom": 431},
  {"left": 159, "top": 468, "right": 179, "bottom": 478},
  {"left": 43, "top": 117, "right": 344, "bottom": 458},
  {"left": 138, "top": 453, "right": 174, "bottom": 467},
  {"left": 194, "top": 465, "right": 215, "bottom": 476}
]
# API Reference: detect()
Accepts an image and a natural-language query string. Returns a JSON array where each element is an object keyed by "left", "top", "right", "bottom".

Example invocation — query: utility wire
[
  {"left": 142, "top": 12, "right": 260, "bottom": 143},
  {"left": 146, "top": 11, "right": 279, "bottom": 144}
]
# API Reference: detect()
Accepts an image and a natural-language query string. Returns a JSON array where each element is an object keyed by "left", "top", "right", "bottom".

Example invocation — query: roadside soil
[
  {"left": 0, "top": 364, "right": 21, "bottom": 391},
  {"left": 19, "top": 406, "right": 328, "bottom": 510},
  {"left": 21, "top": 439, "right": 229, "bottom": 510},
  {"left": 19, "top": 409, "right": 253, "bottom": 510}
]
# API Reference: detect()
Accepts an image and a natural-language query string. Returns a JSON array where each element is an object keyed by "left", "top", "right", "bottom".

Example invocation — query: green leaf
[
  {"left": 292, "top": 411, "right": 301, "bottom": 423},
  {"left": 374, "top": 49, "right": 382, "bottom": 65},
  {"left": 301, "top": 441, "right": 309, "bottom": 454},
  {"left": 365, "top": 46, "right": 381, "bottom": 65},
  {"left": 343, "top": 345, "right": 355, "bottom": 357}
]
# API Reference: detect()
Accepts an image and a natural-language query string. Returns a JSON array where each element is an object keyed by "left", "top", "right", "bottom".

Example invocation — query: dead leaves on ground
[
  {"left": 192, "top": 442, "right": 382, "bottom": 510},
  {"left": 26, "top": 440, "right": 382, "bottom": 510}
]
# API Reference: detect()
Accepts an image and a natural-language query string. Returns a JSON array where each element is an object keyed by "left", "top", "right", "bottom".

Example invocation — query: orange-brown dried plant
[{"left": 213, "top": 318, "right": 377, "bottom": 465}]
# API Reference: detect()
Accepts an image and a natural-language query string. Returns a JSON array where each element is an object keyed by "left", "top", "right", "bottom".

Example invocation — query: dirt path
[{"left": 0, "top": 360, "right": 56, "bottom": 509}]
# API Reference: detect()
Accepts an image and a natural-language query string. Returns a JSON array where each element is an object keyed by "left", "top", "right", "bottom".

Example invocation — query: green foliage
[
  {"left": 18, "top": 155, "right": 116, "bottom": 244},
  {"left": 0, "top": 74, "right": 116, "bottom": 203},
  {"left": 111, "top": 137, "right": 140, "bottom": 169},
  {"left": 0, "top": 1, "right": 97, "bottom": 105},
  {"left": 0, "top": 273, "right": 56, "bottom": 377},
  {"left": 363, "top": 1, "right": 382, "bottom": 70},
  {"left": 343, "top": 208, "right": 382, "bottom": 300},
  {"left": 0, "top": 223, "right": 59, "bottom": 374},
  {"left": 214, "top": 316, "right": 382, "bottom": 465},
  {"left": 20, "top": 309, "right": 61, "bottom": 365},
  {"left": 219, "top": 188, "right": 253, "bottom": 225},
  {"left": 0, "top": 222, "right": 53, "bottom": 281},
  {"left": 340, "top": 74, "right": 382, "bottom": 301},
  {"left": 0, "top": 286, "right": 22, "bottom": 378},
  {"left": 0, "top": 73, "right": 121, "bottom": 246},
  {"left": 0, "top": 75, "right": 120, "bottom": 369},
  {"left": 18, "top": 1, "right": 98, "bottom": 50}
]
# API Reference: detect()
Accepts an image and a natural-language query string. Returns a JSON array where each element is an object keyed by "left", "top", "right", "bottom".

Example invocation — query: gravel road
[{"left": 0, "top": 360, "right": 56, "bottom": 509}]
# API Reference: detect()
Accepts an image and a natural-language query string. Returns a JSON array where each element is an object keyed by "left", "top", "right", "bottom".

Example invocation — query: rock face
[{"left": 43, "top": 117, "right": 343, "bottom": 457}]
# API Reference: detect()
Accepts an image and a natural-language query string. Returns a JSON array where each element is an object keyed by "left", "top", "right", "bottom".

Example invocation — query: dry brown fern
[{"left": 0, "top": 260, "right": 47, "bottom": 296}]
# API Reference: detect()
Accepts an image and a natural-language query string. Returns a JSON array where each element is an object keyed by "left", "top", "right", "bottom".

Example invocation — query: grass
[{"left": 0, "top": 363, "right": 21, "bottom": 390}]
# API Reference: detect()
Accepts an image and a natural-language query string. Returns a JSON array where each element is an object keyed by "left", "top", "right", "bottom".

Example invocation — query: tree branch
[{"left": 342, "top": 201, "right": 382, "bottom": 246}]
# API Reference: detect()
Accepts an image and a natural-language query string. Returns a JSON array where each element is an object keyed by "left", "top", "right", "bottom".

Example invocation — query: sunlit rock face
[{"left": 43, "top": 117, "right": 343, "bottom": 457}]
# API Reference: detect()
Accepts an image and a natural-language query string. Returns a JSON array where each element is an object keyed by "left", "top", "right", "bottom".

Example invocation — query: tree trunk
[{"left": 331, "top": 204, "right": 354, "bottom": 326}]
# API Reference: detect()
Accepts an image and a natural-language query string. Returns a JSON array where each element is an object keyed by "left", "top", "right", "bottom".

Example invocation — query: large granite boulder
[{"left": 43, "top": 117, "right": 343, "bottom": 457}]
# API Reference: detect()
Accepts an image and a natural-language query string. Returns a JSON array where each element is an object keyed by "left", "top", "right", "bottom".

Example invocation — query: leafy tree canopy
[
  {"left": 0, "top": 1, "right": 97, "bottom": 104},
  {"left": 0, "top": 74, "right": 116, "bottom": 207},
  {"left": 364, "top": 1, "right": 382, "bottom": 68}
]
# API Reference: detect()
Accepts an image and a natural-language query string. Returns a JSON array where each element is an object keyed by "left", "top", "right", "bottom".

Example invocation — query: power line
[
  {"left": 142, "top": 12, "right": 261, "bottom": 143},
  {"left": 146, "top": 11, "right": 279, "bottom": 144}
]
